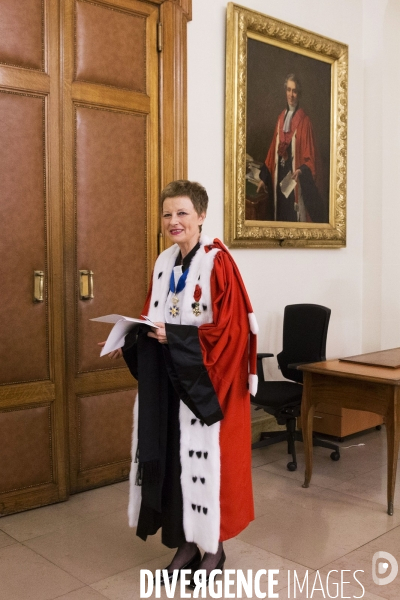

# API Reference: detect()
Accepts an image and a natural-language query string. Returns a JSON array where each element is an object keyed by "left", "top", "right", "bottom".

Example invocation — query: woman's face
[{"left": 162, "top": 196, "right": 205, "bottom": 251}]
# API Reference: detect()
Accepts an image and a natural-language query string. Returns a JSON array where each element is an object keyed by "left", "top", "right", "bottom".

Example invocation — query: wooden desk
[{"left": 299, "top": 359, "right": 400, "bottom": 515}]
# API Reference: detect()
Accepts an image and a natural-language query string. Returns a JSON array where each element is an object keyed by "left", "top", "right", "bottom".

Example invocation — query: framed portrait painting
[{"left": 224, "top": 3, "right": 348, "bottom": 247}]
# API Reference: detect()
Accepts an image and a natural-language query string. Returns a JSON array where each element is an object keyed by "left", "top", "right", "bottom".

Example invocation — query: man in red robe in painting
[{"left": 257, "top": 73, "right": 327, "bottom": 223}]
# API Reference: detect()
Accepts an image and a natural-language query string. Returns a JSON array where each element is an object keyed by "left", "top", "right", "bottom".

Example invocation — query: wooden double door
[{"left": 0, "top": 0, "right": 191, "bottom": 514}]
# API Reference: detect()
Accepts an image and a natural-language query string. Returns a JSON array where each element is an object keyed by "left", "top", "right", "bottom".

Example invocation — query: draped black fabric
[
  {"left": 123, "top": 329, "right": 185, "bottom": 547},
  {"left": 260, "top": 160, "right": 327, "bottom": 223},
  {"left": 136, "top": 332, "right": 169, "bottom": 512},
  {"left": 298, "top": 164, "right": 328, "bottom": 223},
  {"left": 176, "top": 241, "right": 200, "bottom": 272},
  {"left": 136, "top": 377, "right": 185, "bottom": 548},
  {"left": 165, "top": 324, "right": 223, "bottom": 426},
  {"left": 123, "top": 327, "right": 169, "bottom": 512}
]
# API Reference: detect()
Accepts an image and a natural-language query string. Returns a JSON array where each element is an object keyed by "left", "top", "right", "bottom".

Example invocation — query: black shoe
[
  {"left": 155, "top": 547, "right": 202, "bottom": 586},
  {"left": 187, "top": 550, "right": 226, "bottom": 589}
]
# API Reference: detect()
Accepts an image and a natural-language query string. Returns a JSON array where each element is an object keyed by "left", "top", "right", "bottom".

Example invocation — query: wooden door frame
[{"left": 158, "top": 0, "right": 192, "bottom": 186}]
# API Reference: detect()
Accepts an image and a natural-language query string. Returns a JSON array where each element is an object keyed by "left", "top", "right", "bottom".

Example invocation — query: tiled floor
[{"left": 1, "top": 427, "right": 400, "bottom": 599}]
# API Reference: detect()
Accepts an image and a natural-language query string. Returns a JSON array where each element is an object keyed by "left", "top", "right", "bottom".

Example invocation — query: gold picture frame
[{"left": 224, "top": 3, "right": 348, "bottom": 248}]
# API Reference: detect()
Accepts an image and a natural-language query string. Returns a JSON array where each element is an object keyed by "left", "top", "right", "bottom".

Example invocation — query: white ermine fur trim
[
  {"left": 248, "top": 312, "right": 259, "bottom": 335},
  {"left": 147, "top": 244, "right": 180, "bottom": 323},
  {"left": 180, "top": 402, "right": 220, "bottom": 554},
  {"left": 248, "top": 373, "right": 258, "bottom": 397},
  {"left": 129, "top": 233, "right": 222, "bottom": 551},
  {"left": 147, "top": 234, "right": 216, "bottom": 325},
  {"left": 128, "top": 395, "right": 141, "bottom": 527}
]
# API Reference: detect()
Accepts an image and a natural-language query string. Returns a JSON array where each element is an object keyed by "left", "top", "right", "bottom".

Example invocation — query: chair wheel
[
  {"left": 287, "top": 462, "right": 297, "bottom": 471},
  {"left": 330, "top": 451, "right": 340, "bottom": 461}
]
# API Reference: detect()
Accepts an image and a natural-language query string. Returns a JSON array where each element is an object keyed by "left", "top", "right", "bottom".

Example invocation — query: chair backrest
[{"left": 277, "top": 304, "right": 331, "bottom": 384}]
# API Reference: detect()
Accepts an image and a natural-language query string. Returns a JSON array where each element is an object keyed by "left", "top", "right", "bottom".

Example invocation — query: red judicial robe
[
  {"left": 124, "top": 236, "right": 257, "bottom": 553},
  {"left": 263, "top": 107, "right": 325, "bottom": 222}
]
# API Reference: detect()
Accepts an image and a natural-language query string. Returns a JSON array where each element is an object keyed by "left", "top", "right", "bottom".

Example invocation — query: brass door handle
[
  {"left": 79, "top": 270, "right": 94, "bottom": 300},
  {"left": 33, "top": 270, "right": 44, "bottom": 302}
]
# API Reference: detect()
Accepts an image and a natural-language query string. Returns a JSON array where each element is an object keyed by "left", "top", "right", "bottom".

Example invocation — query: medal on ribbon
[
  {"left": 169, "top": 268, "right": 189, "bottom": 318},
  {"left": 192, "top": 284, "right": 202, "bottom": 317}
]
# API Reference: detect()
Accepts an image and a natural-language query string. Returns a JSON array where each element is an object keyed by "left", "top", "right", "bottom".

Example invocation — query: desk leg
[
  {"left": 385, "top": 387, "right": 400, "bottom": 515},
  {"left": 301, "top": 372, "right": 315, "bottom": 489}
]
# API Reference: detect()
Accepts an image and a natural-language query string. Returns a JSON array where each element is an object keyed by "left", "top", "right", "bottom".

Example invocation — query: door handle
[
  {"left": 79, "top": 270, "right": 94, "bottom": 300},
  {"left": 33, "top": 270, "right": 44, "bottom": 302}
]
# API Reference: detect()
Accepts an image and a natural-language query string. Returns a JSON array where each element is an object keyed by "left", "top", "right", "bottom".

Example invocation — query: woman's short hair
[
  {"left": 160, "top": 180, "right": 208, "bottom": 216},
  {"left": 284, "top": 73, "right": 302, "bottom": 97}
]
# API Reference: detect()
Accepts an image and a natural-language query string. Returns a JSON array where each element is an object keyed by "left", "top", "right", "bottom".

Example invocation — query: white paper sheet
[
  {"left": 91, "top": 314, "right": 158, "bottom": 357},
  {"left": 279, "top": 171, "right": 297, "bottom": 198}
]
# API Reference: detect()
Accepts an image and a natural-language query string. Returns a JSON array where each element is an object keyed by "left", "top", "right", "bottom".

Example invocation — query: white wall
[
  {"left": 361, "top": 0, "right": 400, "bottom": 353},
  {"left": 362, "top": 0, "right": 383, "bottom": 352},
  {"left": 380, "top": 0, "right": 400, "bottom": 349},
  {"left": 187, "top": 0, "right": 365, "bottom": 376}
]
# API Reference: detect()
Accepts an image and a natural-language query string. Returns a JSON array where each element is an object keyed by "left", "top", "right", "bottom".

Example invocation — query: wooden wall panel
[
  {"left": 75, "top": 105, "right": 147, "bottom": 373},
  {"left": 75, "top": 0, "right": 146, "bottom": 91},
  {"left": 0, "top": 91, "right": 49, "bottom": 385},
  {"left": 0, "top": 405, "right": 53, "bottom": 494},
  {"left": 0, "top": 0, "right": 44, "bottom": 70},
  {"left": 78, "top": 390, "right": 135, "bottom": 470}
]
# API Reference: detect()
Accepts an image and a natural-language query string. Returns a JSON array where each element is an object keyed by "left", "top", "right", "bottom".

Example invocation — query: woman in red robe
[{"left": 104, "top": 180, "right": 257, "bottom": 586}]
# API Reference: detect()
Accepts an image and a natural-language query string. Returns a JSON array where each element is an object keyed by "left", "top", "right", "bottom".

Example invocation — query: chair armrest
[{"left": 256, "top": 353, "right": 275, "bottom": 383}]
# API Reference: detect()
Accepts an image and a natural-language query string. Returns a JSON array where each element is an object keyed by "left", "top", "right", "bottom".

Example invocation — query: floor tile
[
  {"left": 257, "top": 428, "right": 392, "bottom": 497},
  {"left": 55, "top": 588, "right": 108, "bottom": 600},
  {"left": 91, "top": 553, "right": 175, "bottom": 600},
  {"left": 0, "top": 486, "right": 128, "bottom": 542},
  {"left": 278, "top": 571, "right": 387, "bottom": 599},
  {"left": 251, "top": 443, "right": 290, "bottom": 468},
  {"left": 92, "top": 539, "right": 310, "bottom": 600},
  {"left": 0, "top": 426, "right": 398, "bottom": 600},
  {"left": 24, "top": 508, "right": 171, "bottom": 585},
  {"left": 217, "top": 538, "right": 311, "bottom": 593},
  {"left": 238, "top": 479, "right": 400, "bottom": 570},
  {"left": 333, "top": 462, "right": 400, "bottom": 508},
  {"left": 251, "top": 466, "right": 400, "bottom": 523},
  {"left": 110, "top": 481, "right": 129, "bottom": 494},
  {"left": 0, "top": 544, "right": 83, "bottom": 600},
  {"left": 251, "top": 467, "right": 327, "bottom": 518},
  {"left": 0, "top": 529, "right": 18, "bottom": 549},
  {"left": 320, "top": 526, "right": 400, "bottom": 600}
]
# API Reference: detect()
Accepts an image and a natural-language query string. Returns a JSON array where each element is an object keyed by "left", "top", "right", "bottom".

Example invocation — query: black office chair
[{"left": 251, "top": 304, "right": 340, "bottom": 471}]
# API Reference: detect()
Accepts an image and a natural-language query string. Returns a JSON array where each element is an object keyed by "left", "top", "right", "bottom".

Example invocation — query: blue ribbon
[{"left": 170, "top": 267, "right": 189, "bottom": 295}]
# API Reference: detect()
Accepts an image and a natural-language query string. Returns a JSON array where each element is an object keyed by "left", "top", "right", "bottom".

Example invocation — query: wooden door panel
[
  {"left": 0, "top": 0, "right": 67, "bottom": 515},
  {"left": 0, "top": 0, "right": 44, "bottom": 71},
  {"left": 0, "top": 91, "right": 48, "bottom": 385},
  {"left": 75, "top": 105, "right": 147, "bottom": 373},
  {"left": 0, "top": 405, "right": 53, "bottom": 494},
  {"left": 78, "top": 390, "right": 136, "bottom": 471},
  {"left": 75, "top": 0, "right": 147, "bottom": 92},
  {"left": 64, "top": 0, "right": 159, "bottom": 492}
]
